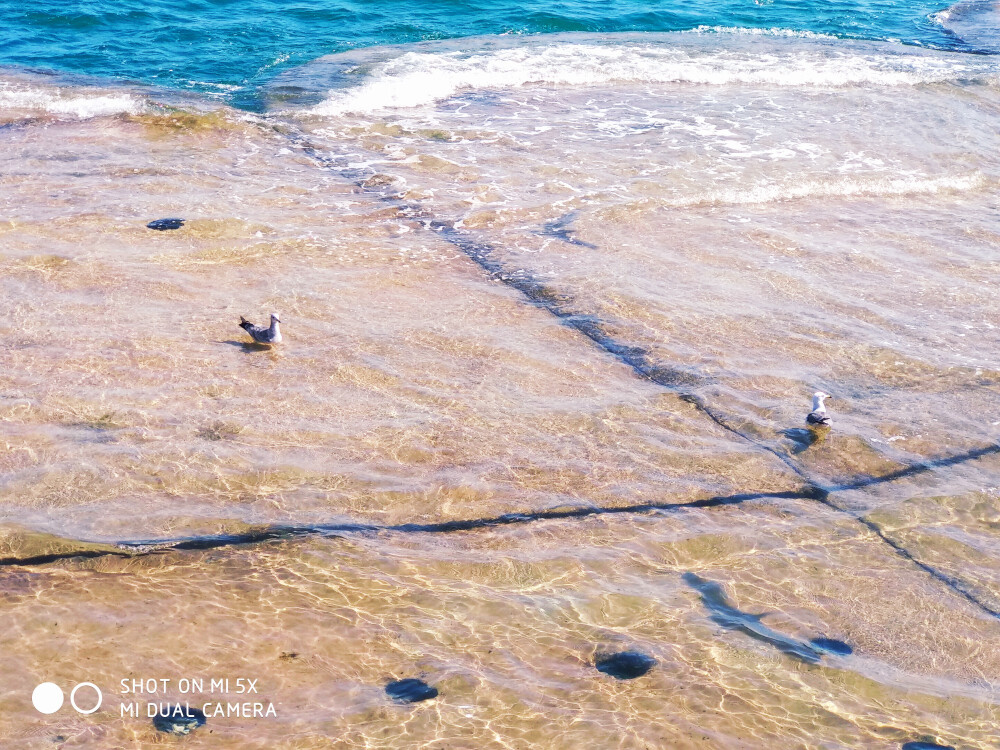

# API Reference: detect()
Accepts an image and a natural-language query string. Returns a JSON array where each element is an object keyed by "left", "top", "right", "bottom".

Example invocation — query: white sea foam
[
  {"left": 685, "top": 25, "right": 839, "bottom": 40},
  {"left": 931, "top": 0, "right": 1000, "bottom": 53},
  {"left": 659, "top": 172, "right": 987, "bottom": 209},
  {"left": 0, "top": 83, "right": 142, "bottom": 119},
  {"left": 308, "top": 39, "right": 999, "bottom": 116}
]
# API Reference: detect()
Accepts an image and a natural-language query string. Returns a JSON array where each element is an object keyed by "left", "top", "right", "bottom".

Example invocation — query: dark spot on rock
[
  {"left": 385, "top": 678, "right": 438, "bottom": 703},
  {"left": 524, "top": 283, "right": 569, "bottom": 307},
  {"left": 147, "top": 218, "right": 185, "bottom": 230},
  {"left": 901, "top": 743, "right": 955, "bottom": 750},
  {"left": 683, "top": 572, "right": 824, "bottom": 663},
  {"left": 604, "top": 340, "right": 646, "bottom": 359},
  {"left": 566, "top": 314, "right": 608, "bottom": 342},
  {"left": 152, "top": 705, "right": 206, "bottom": 735},
  {"left": 594, "top": 650, "right": 656, "bottom": 680},
  {"left": 809, "top": 637, "right": 853, "bottom": 656},
  {"left": 800, "top": 484, "right": 831, "bottom": 502},
  {"left": 361, "top": 173, "right": 396, "bottom": 188},
  {"left": 645, "top": 365, "right": 702, "bottom": 388}
]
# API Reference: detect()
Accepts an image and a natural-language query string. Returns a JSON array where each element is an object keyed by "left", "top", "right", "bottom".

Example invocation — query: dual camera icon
[{"left": 32, "top": 682, "right": 102, "bottom": 715}]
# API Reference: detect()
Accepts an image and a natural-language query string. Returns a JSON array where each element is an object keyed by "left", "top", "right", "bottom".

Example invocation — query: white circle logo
[
  {"left": 31, "top": 683, "right": 64, "bottom": 714},
  {"left": 70, "top": 683, "right": 102, "bottom": 715}
]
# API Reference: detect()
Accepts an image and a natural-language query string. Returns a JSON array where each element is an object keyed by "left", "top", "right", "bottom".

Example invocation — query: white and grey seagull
[
  {"left": 238, "top": 312, "right": 282, "bottom": 344},
  {"left": 805, "top": 391, "right": 832, "bottom": 426}
]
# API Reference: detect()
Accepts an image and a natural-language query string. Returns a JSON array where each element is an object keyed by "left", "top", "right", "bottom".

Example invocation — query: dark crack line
[
  {"left": 4, "top": 440, "right": 999, "bottom": 625},
  {"left": 0, "top": 488, "right": 863, "bottom": 567},
  {"left": 833, "top": 443, "right": 1000, "bottom": 492},
  {"left": 115, "top": 490, "right": 799, "bottom": 552},
  {"left": 6, "top": 455, "right": 1000, "bottom": 620},
  {"left": 822, "top": 493, "right": 1000, "bottom": 620},
  {"left": 0, "top": 549, "right": 133, "bottom": 567}
]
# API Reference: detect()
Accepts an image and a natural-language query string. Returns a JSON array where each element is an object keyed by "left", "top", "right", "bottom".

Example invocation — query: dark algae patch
[
  {"left": 385, "top": 678, "right": 438, "bottom": 703},
  {"left": 684, "top": 572, "right": 824, "bottom": 664},
  {"left": 809, "top": 637, "right": 853, "bottom": 656},
  {"left": 152, "top": 705, "right": 206, "bottom": 735},
  {"left": 686, "top": 575, "right": 855, "bottom": 662},
  {"left": 594, "top": 650, "right": 656, "bottom": 680},
  {"left": 147, "top": 217, "right": 185, "bottom": 230}
]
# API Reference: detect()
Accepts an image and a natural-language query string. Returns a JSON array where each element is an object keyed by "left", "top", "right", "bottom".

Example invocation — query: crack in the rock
[{"left": 5, "top": 443, "right": 999, "bottom": 624}]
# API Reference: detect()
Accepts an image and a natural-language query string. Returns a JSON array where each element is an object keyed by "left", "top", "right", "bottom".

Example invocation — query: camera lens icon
[
  {"left": 31, "top": 683, "right": 63, "bottom": 715},
  {"left": 32, "top": 682, "right": 102, "bottom": 715}
]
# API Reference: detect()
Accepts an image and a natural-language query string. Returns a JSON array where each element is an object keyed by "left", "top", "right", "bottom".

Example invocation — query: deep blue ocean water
[{"left": 0, "top": 0, "right": 987, "bottom": 108}]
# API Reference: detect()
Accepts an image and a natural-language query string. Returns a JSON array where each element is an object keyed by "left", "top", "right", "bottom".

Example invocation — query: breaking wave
[
  {"left": 0, "top": 80, "right": 143, "bottom": 119},
  {"left": 656, "top": 172, "right": 988, "bottom": 209},
  {"left": 303, "top": 35, "right": 1000, "bottom": 116},
  {"left": 931, "top": 0, "right": 1000, "bottom": 53}
]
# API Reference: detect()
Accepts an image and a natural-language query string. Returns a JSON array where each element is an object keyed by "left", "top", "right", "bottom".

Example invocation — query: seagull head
[{"left": 270, "top": 312, "right": 281, "bottom": 324}]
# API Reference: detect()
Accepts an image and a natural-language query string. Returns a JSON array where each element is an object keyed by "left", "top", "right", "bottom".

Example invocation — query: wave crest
[
  {"left": 0, "top": 82, "right": 142, "bottom": 119},
  {"left": 656, "top": 172, "right": 988, "bottom": 209},
  {"left": 931, "top": 0, "right": 1000, "bottom": 53},
  {"left": 303, "top": 36, "right": 999, "bottom": 116}
]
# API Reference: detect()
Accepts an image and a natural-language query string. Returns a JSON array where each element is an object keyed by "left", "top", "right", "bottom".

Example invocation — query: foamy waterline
[
  {"left": 685, "top": 25, "right": 840, "bottom": 40},
  {"left": 307, "top": 40, "right": 999, "bottom": 116},
  {"left": 658, "top": 172, "right": 988, "bottom": 209},
  {"left": 0, "top": 83, "right": 143, "bottom": 119}
]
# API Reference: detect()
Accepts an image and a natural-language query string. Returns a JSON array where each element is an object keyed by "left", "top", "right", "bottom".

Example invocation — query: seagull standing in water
[
  {"left": 806, "top": 391, "right": 832, "bottom": 427},
  {"left": 239, "top": 312, "right": 282, "bottom": 344}
]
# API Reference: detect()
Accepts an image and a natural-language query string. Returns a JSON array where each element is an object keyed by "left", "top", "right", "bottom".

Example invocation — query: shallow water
[{"left": 1, "top": 26, "right": 999, "bottom": 750}]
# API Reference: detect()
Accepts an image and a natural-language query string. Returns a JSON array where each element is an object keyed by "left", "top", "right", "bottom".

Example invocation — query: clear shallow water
[{"left": 1, "top": 3, "right": 1000, "bottom": 749}]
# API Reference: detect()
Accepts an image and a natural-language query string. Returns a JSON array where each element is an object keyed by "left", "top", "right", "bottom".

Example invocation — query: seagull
[
  {"left": 806, "top": 391, "right": 832, "bottom": 426},
  {"left": 238, "top": 312, "right": 282, "bottom": 344}
]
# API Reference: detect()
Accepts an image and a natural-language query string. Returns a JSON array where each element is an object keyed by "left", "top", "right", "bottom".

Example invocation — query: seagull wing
[
  {"left": 806, "top": 411, "right": 831, "bottom": 425},
  {"left": 252, "top": 323, "right": 279, "bottom": 343}
]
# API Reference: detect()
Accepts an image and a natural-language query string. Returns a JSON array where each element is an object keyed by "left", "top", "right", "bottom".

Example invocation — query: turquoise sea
[{"left": 1, "top": 0, "right": 997, "bottom": 108}]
